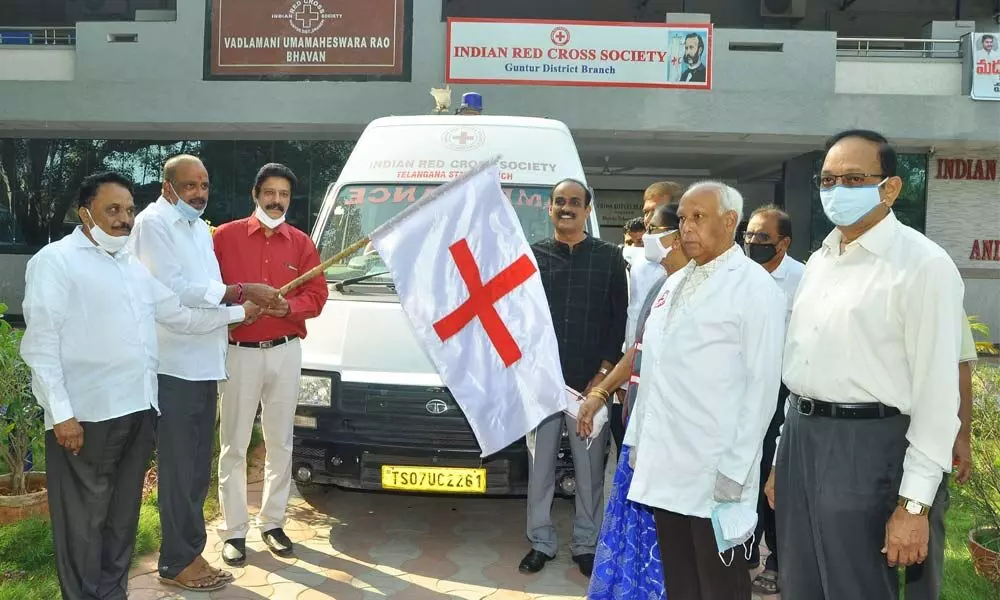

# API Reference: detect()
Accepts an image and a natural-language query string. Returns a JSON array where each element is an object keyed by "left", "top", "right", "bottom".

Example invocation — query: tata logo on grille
[
  {"left": 273, "top": 0, "right": 336, "bottom": 35},
  {"left": 425, "top": 399, "right": 449, "bottom": 415},
  {"left": 441, "top": 127, "right": 486, "bottom": 152}
]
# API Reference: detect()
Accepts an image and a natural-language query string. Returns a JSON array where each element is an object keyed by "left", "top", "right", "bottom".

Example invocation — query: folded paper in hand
[{"left": 562, "top": 386, "right": 608, "bottom": 440}]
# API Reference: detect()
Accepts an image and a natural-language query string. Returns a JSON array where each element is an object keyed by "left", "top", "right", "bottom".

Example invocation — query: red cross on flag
[{"left": 369, "top": 160, "right": 567, "bottom": 457}]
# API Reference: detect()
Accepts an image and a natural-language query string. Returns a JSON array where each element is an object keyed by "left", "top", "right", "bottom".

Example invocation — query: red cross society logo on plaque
[
  {"left": 550, "top": 26, "right": 571, "bottom": 46},
  {"left": 274, "top": 0, "right": 336, "bottom": 35}
]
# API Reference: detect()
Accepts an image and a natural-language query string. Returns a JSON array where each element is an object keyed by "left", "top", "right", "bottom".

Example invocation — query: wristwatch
[
  {"left": 898, "top": 496, "right": 930, "bottom": 516},
  {"left": 598, "top": 367, "right": 610, "bottom": 376}
]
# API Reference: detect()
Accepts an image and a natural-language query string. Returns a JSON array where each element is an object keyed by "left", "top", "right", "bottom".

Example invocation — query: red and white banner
[
  {"left": 447, "top": 18, "right": 713, "bottom": 89},
  {"left": 369, "top": 161, "right": 567, "bottom": 456}
]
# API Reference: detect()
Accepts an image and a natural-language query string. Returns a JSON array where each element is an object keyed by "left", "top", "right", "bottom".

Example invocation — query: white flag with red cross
[{"left": 369, "top": 160, "right": 567, "bottom": 457}]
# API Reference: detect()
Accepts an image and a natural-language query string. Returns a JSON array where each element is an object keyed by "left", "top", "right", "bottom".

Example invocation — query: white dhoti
[{"left": 217, "top": 338, "right": 301, "bottom": 540}]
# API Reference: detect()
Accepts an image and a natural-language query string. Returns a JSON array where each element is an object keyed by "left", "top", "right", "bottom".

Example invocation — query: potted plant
[
  {"left": 0, "top": 302, "right": 47, "bottom": 524},
  {"left": 967, "top": 360, "right": 1000, "bottom": 585}
]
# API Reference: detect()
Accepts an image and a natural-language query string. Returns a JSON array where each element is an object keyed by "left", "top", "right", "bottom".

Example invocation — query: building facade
[{"left": 1, "top": 0, "right": 998, "bottom": 339}]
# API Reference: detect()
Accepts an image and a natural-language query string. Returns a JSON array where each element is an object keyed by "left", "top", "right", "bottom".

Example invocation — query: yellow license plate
[{"left": 380, "top": 465, "right": 487, "bottom": 493}]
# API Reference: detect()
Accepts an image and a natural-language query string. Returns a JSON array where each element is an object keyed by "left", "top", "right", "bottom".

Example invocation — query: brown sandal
[
  {"left": 158, "top": 573, "right": 227, "bottom": 592},
  {"left": 158, "top": 560, "right": 229, "bottom": 592},
  {"left": 751, "top": 569, "right": 780, "bottom": 595}
]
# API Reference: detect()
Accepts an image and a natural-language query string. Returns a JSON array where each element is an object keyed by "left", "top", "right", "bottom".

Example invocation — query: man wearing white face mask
[
  {"left": 770, "top": 130, "right": 964, "bottom": 600},
  {"left": 130, "top": 154, "right": 283, "bottom": 591},
  {"left": 21, "top": 172, "right": 257, "bottom": 600},
  {"left": 213, "top": 163, "right": 328, "bottom": 566}
]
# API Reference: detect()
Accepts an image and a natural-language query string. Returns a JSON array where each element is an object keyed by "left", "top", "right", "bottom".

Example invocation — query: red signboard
[{"left": 205, "top": 0, "right": 410, "bottom": 80}]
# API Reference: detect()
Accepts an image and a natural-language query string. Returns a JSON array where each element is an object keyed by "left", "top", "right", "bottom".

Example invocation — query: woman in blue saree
[
  {"left": 577, "top": 203, "right": 688, "bottom": 599},
  {"left": 581, "top": 279, "right": 666, "bottom": 600}
]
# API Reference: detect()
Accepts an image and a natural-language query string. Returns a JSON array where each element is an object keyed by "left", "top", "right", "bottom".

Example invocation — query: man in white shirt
[
  {"left": 740, "top": 204, "right": 805, "bottom": 594},
  {"left": 129, "top": 154, "right": 280, "bottom": 591},
  {"left": 19, "top": 171, "right": 256, "bottom": 600},
  {"left": 626, "top": 181, "right": 786, "bottom": 599},
  {"left": 772, "top": 130, "right": 964, "bottom": 600}
]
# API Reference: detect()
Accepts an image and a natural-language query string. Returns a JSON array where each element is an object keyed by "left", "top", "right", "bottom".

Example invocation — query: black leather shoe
[
  {"left": 261, "top": 528, "right": 294, "bottom": 558},
  {"left": 518, "top": 549, "right": 554, "bottom": 574},
  {"left": 573, "top": 553, "right": 595, "bottom": 577},
  {"left": 221, "top": 538, "right": 246, "bottom": 567}
]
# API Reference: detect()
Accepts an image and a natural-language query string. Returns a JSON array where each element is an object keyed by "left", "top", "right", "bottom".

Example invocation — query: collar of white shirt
[
  {"left": 154, "top": 195, "right": 186, "bottom": 225},
  {"left": 684, "top": 242, "right": 740, "bottom": 276},
  {"left": 70, "top": 226, "right": 132, "bottom": 262},
  {"left": 771, "top": 253, "right": 793, "bottom": 281},
  {"left": 821, "top": 210, "right": 898, "bottom": 257}
]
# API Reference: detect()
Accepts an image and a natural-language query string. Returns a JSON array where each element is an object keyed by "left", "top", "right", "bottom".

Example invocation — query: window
[{"left": 0, "top": 138, "right": 354, "bottom": 249}]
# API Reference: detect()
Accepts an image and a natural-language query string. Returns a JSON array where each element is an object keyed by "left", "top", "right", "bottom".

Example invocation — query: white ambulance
[{"left": 291, "top": 113, "right": 598, "bottom": 496}]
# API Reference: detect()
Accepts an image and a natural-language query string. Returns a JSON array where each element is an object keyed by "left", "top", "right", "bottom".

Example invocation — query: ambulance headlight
[{"left": 298, "top": 375, "right": 332, "bottom": 407}]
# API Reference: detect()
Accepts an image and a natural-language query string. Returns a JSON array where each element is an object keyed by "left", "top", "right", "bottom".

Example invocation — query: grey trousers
[
  {"left": 904, "top": 475, "right": 950, "bottom": 600},
  {"left": 525, "top": 411, "right": 608, "bottom": 556},
  {"left": 46, "top": 410, "right": 155, "bottom": 600},
  {"left": 776, "top": 407, "right": 912, "bottom": 600},
  {"left": 156, "top": 375, "right": 218, "bottom": 579}
]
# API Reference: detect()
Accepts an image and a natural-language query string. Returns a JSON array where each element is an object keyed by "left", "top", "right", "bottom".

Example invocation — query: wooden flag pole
[{"left": 278, "top": 236, "right": 370, "bottom": 296}]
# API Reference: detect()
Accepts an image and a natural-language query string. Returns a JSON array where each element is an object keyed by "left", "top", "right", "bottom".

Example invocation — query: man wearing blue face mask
[
  {"left": 130, "top": 154, "right": 283, "bottom": 592},
  {"left": 769, "top": 130, "right": 964, "bottom": 600}
]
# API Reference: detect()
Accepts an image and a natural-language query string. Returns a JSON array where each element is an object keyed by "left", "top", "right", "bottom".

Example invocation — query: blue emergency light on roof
[{"left": 461, "top": 92, "right": 483, "bottom": 112}]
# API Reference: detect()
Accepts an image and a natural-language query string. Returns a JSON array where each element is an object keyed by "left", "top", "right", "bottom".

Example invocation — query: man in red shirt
[{"left": 212, "top": 163, "right": 329, "bottom": 566}]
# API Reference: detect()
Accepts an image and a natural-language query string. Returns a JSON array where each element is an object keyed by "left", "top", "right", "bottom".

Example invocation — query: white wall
[
  {"left": 0, "top": 47, "right": 74, "bottom": 80},
  {"left": 835, "top": 59, "right": 962, "bottom": 96},
  {"left": 925, "top": 149, "right": 1000, "bottom": 341}
]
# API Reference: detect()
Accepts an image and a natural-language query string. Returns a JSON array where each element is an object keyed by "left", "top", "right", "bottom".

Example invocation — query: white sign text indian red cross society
[{"left": 446, "top": 18, "right": 713, "bottom": 89}]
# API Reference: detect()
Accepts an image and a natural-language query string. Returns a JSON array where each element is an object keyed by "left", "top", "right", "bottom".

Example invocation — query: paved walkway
[
  {"left": 127, "top": 447, "right": 776, "bottom": 599},
  {"left": 127, "top": 471, "right": 589, "bottom": 599}
]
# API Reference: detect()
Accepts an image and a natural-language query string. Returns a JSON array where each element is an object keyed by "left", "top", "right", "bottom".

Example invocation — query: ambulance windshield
[{"left": 317, "top": 183, "right": 557, "bottom": 281}]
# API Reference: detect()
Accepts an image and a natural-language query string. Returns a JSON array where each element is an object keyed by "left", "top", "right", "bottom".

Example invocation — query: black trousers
[
  {"left": 751, "top": 382, "right": 788, "bottom": 570},
  {"left": 776, "top": 407, "right": 911, "bottom": 600},
  {"left": 655, "top": 509, "right": 752, "bottom": 600},
  {"left": 46, "top": 410, "right": 155, "bottom": 600},
  {"left": 156, "top": 375, "right": 218, "bottom": 579}
]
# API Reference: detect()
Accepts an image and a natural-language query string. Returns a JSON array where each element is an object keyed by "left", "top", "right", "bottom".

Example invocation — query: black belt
[
  {"left": 791, "top": 394, "right": 901, "bottom": 419},
  {"left": 229, "top": 335, "right": 296, "bottom": 349}
]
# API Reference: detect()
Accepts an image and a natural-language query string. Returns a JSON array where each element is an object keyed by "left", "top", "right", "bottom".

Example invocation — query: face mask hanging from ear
[
  {"left": 83, "top": 208, "right": 129, "bottom": 254},
  {"left": 169, "top": 183, "right": 205, "bottom": 222},
  {"left": 254, "top": 205, "right": 285, "bottom": 229}
]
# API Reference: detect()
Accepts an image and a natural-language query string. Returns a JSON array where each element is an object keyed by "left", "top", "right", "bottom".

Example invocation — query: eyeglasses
[
  {"left": 743, "top": 231, "right": 777, "bottom": 244},
  {"left": 646, "top": 225, "right": 676, "bottom": 235},
  {"left": 813, "top": 173, "right": 884, "bottom": 190}
]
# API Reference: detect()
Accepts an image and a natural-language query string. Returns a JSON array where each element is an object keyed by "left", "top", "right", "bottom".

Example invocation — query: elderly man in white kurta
[{"left": 626, "top": 181, "right": 786, "bottom": 600}]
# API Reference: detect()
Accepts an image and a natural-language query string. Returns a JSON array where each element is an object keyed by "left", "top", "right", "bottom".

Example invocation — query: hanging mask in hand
[{"left": 710, "top": 499, "right": 758, "bottom": 566}]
